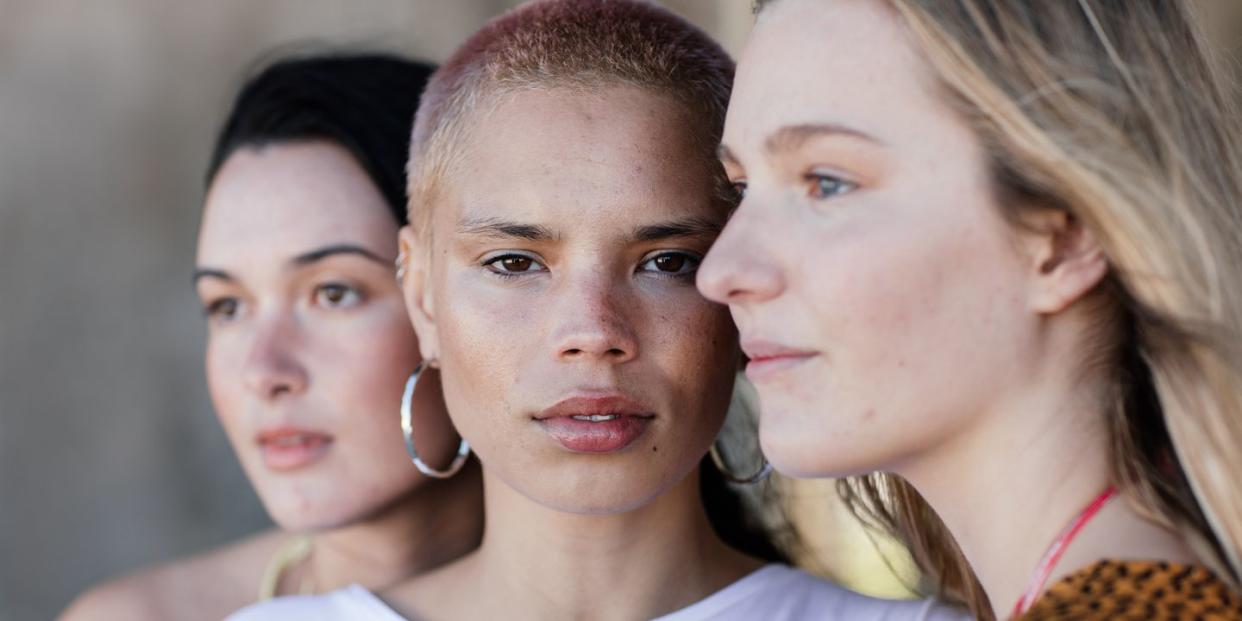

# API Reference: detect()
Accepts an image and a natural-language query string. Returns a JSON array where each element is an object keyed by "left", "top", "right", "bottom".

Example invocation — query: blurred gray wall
[{"left": 0, "top": 2, "right": 750, "bottom": 618}]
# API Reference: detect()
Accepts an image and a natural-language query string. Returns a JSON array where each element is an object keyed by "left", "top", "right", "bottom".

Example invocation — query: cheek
[
  {"left": 432, "top": 277, "right": 537, "bottom": 443},
  {"left": 319, "top": 307, "right": 422, "bottom": 436},
  {"left": 204, "top": 334, "right": 248, "bottom": 441},
  {"left": 761, "top": 202, "right": 1030, "bottom": 474},
  {"left": 649, "top": 296, "right": 738, "bottom": 407}
]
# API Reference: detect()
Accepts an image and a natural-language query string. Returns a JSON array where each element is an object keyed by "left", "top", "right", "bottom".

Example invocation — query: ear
[
  {"left": 398, "top": 225, "right": 440, "bottom": 362},
  {"left": 1022, "top": 209, "right": 1109, "bottom": 315}
]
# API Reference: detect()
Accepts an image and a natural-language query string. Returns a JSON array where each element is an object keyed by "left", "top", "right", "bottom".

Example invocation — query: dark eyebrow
[
  {"left": 292, "top": 244, "right": 391, "bottom": 267},
  {"left": 765, "top": 123, "right": 883, "bottom": 153},
  {"left": 633, "top": 217, "right": 723, "bottom": 242},
  {"left": 457, "top": 217, "right": 559, "bottom": 241},
  {"left": 192, "top": 268, "right": 233, "bottom": 286},
  {"left": 193, "top": 244, "right": 390, "bottom": 287}
]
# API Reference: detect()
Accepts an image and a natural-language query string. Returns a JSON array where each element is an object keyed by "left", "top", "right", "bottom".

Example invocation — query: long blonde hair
[{"left": 758, "top": 1, "right": 1242, "bottom": 617}]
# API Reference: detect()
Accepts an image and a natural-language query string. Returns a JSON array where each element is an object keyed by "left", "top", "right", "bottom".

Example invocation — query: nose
[
  {"left": 242, "top": 312, "right": 309, "bottom": 400},
  {"left": 552, "top": 274, "right": 638, "bottom": 364},
  {"left": 697, "top": 203, "right": 786, "bottom": 305}
]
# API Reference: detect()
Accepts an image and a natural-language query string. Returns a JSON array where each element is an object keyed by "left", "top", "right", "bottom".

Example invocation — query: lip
[
  {"left": 741, "top": 340, "right": 819, "bottom": 383},
  {"left": 255, "top": 426, "right": 334, "bottom": 471},
  {"left": 534, "top": 394, "right": 655, "bottom": 453}
]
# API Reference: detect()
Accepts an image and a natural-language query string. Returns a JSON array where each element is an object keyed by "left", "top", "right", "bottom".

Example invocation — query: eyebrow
[
  {"left": 291, "top": 244, "right": 390, "bottom": 267},
  {"left": 192, "top": 244, "right": 391, "bottom": 286},
  {"left": 191, "top": 268, "right": 233, "bottom": 286},
  {"left": 764, "top": 123, "right": 883, "bottom": 153},
  {"left": 633, "top": 217, "right": 723, "bottom": 242},
  {"left": 457, "top": 217, "right": 559, "bottom": 241}
]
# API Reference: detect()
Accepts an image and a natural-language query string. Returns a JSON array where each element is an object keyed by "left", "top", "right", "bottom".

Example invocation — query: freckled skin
[{"left": 409, "top": 86, "right": 739, "bottom": 514}]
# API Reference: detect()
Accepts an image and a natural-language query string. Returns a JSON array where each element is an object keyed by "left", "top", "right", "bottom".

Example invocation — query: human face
[
  {"left": 197, "top": 142, "right": 432, "bottom": 531},
  {"left": 698, "top": 0, "right": 1040, "bottom": 478},
  {"left": 402, "top": 86, "right": 737, "bottom": 514}
]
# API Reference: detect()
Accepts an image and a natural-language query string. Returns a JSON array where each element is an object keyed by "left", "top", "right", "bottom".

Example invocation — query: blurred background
[{"left": 1, "top": 1, "right": 1238, "bottom": 619}]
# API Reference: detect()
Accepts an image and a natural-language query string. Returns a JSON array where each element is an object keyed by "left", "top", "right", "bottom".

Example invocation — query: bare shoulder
[{"left": 60, "top": 529, "right": 288, "bottom": 621}]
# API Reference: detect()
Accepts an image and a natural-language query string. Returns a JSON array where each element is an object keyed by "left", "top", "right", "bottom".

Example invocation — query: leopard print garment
[{"left": 1020, "top": 560, "right": 1242, "bottom": 620}]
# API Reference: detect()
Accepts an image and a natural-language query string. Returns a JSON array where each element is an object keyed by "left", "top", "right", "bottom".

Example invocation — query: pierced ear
[
  {"left": 1024, "top": 210, "right": 1109, "bottom": 314},
  {"left": 398, "top": 225, "right": 440, "bottom": 362}
]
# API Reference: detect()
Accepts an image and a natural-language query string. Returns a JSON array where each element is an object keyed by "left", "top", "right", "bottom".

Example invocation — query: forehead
[
  {"left": 440, "top": 85, "right": 722, "bottom": 232},
  {"left": 198, "top": 141, "right": 397, "bottom": 265},
  {"left": 726, "top": 0, "right": 941, "bottom": 152}
]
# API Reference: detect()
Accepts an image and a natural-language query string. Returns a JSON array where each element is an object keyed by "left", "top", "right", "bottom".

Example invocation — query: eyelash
[
  {"left": 203, "top": 298, "right": 240, "bottom": 323},
  {"left": 638, "top": 251, "right": 701, "bottom": 282},
  {"left": 805, "top": 171, "right": 857, "bottom": 200},
  {"left": 483, "top": 253, "right": 547, "bottom": 280},
  {"left": 313, "top": 282, "right": 364, "bottom": 308},
  {"left": 199, "top": 282, "right": 363, "bottom": 325},
  {"left": 481, "top": 251, "right": 701, "bottom": 282},
  {"left": 727, "top": 172, "right": 858, "bottom": 203}
]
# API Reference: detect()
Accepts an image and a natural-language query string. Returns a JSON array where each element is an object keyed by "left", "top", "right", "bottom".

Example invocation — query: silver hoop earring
[
  {"left": 709, "top": 442, "right": 772, "bottom": 485},
  {"left": 400, "top": 361, "right": 470, "bottom": 479},
  {"left": 394, "top": 251, "right": 407, "bottom": 282}
]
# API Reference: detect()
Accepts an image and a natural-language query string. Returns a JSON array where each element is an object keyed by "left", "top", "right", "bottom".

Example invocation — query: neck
[
  {"left": 898, "top": 376, "right": 1113, "bottom": 618},
  {"left": 298, "top": 460, "right": 483, "bottom": 594},
  {"left": 457, "top": 466, "right": 758, "bottom": 620}
]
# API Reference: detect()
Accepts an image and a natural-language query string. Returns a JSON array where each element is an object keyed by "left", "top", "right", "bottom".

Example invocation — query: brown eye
[
  {"left": 655, "top": 255, "right": 686, "bottom": 272},
  {"left": 731, "top": 180, "right": 748, "bottom": 201},
  {"left": 314, "top": 283, "right": 362, "bottom": 308},
  {"left": 639, "top": 252, "right": 700, "bottom": 277},
  {"left": 204, "top": 298, "right": 240, "bottom": 322},
  {"left": 484, "top": 253, "right": 547, "bottom": 277},
  {"left": 502, "top": 256, "right": 533, "bottom": 272}
]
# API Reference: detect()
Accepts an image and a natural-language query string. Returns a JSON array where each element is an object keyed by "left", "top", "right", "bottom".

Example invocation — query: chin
[
  {"left": 524, "top": 467, "right": 681, "bottom": 516},
  {"left": 266, "top": 504, "right": 360, "bottom": 533},
  {"left": 758, "top": 417, "right": 842, "bottom": 478}
]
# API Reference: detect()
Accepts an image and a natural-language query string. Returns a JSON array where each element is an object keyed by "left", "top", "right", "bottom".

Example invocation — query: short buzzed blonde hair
[{"left": 406, "top": 0, "right": 735, "bottom": 236}]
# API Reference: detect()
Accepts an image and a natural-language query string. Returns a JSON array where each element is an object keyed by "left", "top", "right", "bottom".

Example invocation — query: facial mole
[{"left": 652, "top": 445, "right": 658, "bottom": 452}]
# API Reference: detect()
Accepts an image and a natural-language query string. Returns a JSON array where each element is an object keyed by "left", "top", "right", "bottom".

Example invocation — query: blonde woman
[{"left": 699, "top": 0, "right": 1242, "bottom": 619}]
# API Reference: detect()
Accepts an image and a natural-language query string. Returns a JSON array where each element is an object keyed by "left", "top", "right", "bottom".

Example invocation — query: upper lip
[
  {"left": 534, "top": 394, "right": 655, "bottom": 420},
  {"left": 255, "top": 425, "right": 333, "bottom": 445},
  {"left": 741, "top": 340, "right": 818, "bottom": 362}
]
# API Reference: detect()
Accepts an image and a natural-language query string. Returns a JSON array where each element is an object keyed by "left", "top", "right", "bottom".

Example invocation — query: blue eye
[
  {"left": 638, "top": 252, "right": 701, "bottom": 278},
  {"left": 315, "top": 283, "right": 363, "bottom": 308},
  {"left": 483, "top": 253, "right": 548, "bottom": 278},
  {"left": 807, "top": 172, "right": 856, "bottom": 200}
]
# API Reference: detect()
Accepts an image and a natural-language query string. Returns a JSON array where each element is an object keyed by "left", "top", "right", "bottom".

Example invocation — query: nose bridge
[
  {"left": 243, "top": 305, "right": 307, "bottom": 399},
  {"left": 551, "top": 262, "right": 637, "bottom": 361},
  {"left": 700, "top": 197, "right": 789, "bottom": 306}
]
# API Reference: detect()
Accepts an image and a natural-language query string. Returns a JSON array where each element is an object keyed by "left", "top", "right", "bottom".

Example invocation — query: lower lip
[
  {"left": 537, "top": 416, "right": 652, "bottom": 453},
  {"left": 745, "top": 355, "right": 817, "bottom": 382},
  {"left": 259, "top": 436, "right": 333, "bottom": 471}
]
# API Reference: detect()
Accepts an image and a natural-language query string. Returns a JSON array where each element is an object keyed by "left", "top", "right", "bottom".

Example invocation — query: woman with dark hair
[{"left": 62, "top": 53, "right": 483, "bottom": 621}]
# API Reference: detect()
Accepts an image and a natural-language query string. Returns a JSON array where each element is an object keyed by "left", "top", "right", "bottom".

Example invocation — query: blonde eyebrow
[{"left": 765, "top": 123, "right": 883, "bottom": 153}]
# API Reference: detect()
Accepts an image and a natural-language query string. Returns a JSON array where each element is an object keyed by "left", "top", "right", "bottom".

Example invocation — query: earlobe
[
  {"left": 398, "top": 226, "right": 440, "bottom": 361},
  {"left": 1026, "top": 210, "right": 1110, "bottom": 314}
]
